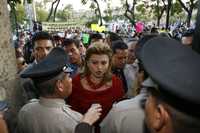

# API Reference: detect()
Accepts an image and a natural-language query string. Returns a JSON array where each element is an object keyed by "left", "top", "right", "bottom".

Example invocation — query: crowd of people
[{"left": 1, "top": 22, "right": 200, "bottom": 133}]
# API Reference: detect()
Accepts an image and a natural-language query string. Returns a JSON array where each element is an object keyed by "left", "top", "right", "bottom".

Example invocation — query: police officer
[
  {"left": 16, "top": 47, "right": 102, "bottom": 133},
  {"left": 140, "top": 37, "right": 200, "bottom": 133}
]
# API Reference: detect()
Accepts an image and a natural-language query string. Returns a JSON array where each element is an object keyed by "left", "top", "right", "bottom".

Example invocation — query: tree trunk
[
  {"left": 0, "top": 0, "right": 24, "bottom": 132},
  {"left": 53, "top": 0, "right": 60, "bottom": 22},
  {"left": 156, "top": 0, "right": 160, "bottom": 26},
  {"left": 165, "top": 0, "right": 172, "bottom": 30},
  {"left": 10, "top": 2, "right": 19, "bottom": 39},
  {"left": 46, "top": 0, "right": 58, "bottom": 22},
  {"left": 192, "top": 0, "right": 200, "bottom": 54},
  {"left": 94, "top": 0, "right": 103, "bottom": 26},
  {"left": 124, "top": 0, "right": 136, "bottom": 26},
  {"left": 157, "top": 7, "right": 165, "bottom": 27},
  {"left": 186, "top": 11, "right": 192, "bottom": 27}
]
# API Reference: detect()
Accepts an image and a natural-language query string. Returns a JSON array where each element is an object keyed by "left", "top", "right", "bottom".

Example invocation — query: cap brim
[
  {"left": 63, "top": 65, "right": 73, "bottom": 73},
  {"left": 0, "top": 101, "right": 8, "bottom": 111}
]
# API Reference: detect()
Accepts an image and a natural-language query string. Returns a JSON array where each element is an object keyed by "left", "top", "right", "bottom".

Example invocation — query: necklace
[{"left": 86, "top": 75, "right": 104, "bottom": 90}]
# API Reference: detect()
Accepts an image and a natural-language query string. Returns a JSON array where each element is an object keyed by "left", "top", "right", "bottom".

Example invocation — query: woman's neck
[{"left": 90, "top": 74, "right": 103, "bottom": 85}]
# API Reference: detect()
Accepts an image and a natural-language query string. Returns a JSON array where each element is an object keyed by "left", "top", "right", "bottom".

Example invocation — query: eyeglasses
[{"left": 63, "top": 65, "right": 73, "bottom": 77}]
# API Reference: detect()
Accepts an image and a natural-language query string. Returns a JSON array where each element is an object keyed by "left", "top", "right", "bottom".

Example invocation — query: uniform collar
[{"left": 39, "top": 97, "right": 68, "bottom": 108}]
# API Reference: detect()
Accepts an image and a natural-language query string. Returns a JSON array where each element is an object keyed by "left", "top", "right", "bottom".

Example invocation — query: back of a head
[
  {"left": 108, "top": 32, "right": 123, "bottom": 42},
  {"left": 90, "top": 33, "right": 103, "bottom": 40}
]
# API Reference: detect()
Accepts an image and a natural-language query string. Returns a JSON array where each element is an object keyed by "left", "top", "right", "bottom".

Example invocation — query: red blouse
[{"left": 68, "top": 74, "right": 125, "bottom": 122}]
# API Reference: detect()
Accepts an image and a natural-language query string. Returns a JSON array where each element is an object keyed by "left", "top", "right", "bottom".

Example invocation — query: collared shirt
[
  {"left": 16, "top": 97, "right": 83, "bottom": 133},
  {"left": 124, "top": 62, "right": 139, "bottom": 97},
  {"left": 112, "top": 67, "right": 128, "bottom": 93},
  {"left": 69, "top": 56, "right": 84, "bottom": 78},
  {"left": 100, "top": 88, "right": 148, "bottom": 133}
]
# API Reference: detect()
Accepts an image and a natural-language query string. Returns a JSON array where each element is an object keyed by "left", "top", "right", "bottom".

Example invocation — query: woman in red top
[{"left": 68, "top": 43, "right": 125, "bottom": 132}]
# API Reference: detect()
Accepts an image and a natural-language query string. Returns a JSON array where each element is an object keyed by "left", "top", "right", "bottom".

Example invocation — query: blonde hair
[{"left": 81, "top": 43, "right": 113, "bottom": 83}]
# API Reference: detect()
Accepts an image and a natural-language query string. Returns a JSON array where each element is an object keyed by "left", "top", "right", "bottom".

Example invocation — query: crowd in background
[{"left": 0, "top": 21, "right": 199, "bottom": 133}]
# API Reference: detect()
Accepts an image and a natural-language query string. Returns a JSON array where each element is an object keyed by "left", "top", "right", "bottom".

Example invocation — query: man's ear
[
  {"left": 153, "top": 103, "right": 170, "bottom": 132},
  {"left": 56, "top": 80, "right": 64, "bottom": 92}
]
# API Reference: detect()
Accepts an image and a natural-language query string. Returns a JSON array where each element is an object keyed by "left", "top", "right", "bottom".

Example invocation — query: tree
[
  {"left": 150, "top": 0, "right": 167, "bottom": 27},
  {"left": 56, "top": 4, "right": 73, "bottom": 21},
  {"left": 165, "top": 0, "right": 172, "bottom": 29},
  {"left": 123, "top": 0, "right": 137, "bottom": 26},
  {"left": 7, "top": 0, "right": 21, "bottom": 36},
  {"left": 1, "top": 0, "right": 24, "bottom": 132},
  {"left": 177, "top": 0, "right": 198, "bottom": 27},
  {"left": 16, "top": 4, "right": 25, "bottom": 24},
  {"left": 81, "top": 0, "right": 104, "bottom": 26},
  {"left": 34, "top": 1, "right": 48, "bottom": 22},
  {"left": 46, "top": 0, "right": 61, "bottom": 22},
  {"left": 53, "top": 0, "right": 60, "bottom": 22},
  {"left": 36, "top": 8, "right": 48, "bottom": 22},
  {"left": 192, "top": 0, "right": 200, "bottom": 53},
  {"left": 103, "top": 1, "right": 113, "bottom": 22}
]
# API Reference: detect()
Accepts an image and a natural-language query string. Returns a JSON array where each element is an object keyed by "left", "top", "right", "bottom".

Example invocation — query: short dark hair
[
  {"left": 32, "top": 31, "right": 53, "bottom": 47},
  {"left": 111, "top": 40, "right": 128, "bottom": 54},
  {"left": 89, "top": 33, "right": 103, "bottom": 44},
  {"left": 34, "top": 72, "right": 66, "bottom": 97},
  {"left": 90, "top": 33, "right": 103, "bottom": 40},
  {"left": 62, "top": 38, "right": 79, "bottom": 48},
  {"left": 108, "top": 32, "right": 123, "bottom": 42}
]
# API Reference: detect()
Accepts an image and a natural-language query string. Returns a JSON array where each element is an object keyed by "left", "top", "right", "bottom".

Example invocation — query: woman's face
[{"left": 87, "top": 54, "right": 110, "bottom": 79}]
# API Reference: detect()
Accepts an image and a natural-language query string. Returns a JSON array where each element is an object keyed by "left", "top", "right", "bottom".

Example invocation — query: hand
[
  {"left": 0, "top": 112, "right": 4, "bottom": 119},
  {"left": 81, "top": 104, "right": 102, "bottom": 125},
  {"left": 0, "top": 112, "right": 8, "bottom": 133}
]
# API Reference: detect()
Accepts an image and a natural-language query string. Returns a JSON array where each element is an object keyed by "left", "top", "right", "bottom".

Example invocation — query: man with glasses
[{"left": 16, "top": 48, "right": 102, "bottom": 133}]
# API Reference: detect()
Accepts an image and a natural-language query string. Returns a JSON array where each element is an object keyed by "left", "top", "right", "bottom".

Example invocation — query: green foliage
[
  {"left": 90, "top": 2, "right": 96, "bottom": 9},
  {"left": 36, "top": 8, "right": 48, "bottom": 22},
  {"left": 81, "top": 0, "right": 89, "bottom": 5},
  {"left": 103, "top": 16, "right": 112, "bottom": 22},
  {"left": 56, "top": 4, "right": 73, "bottom": 21},
  {"left": 171, "top": 1, "right": 183, "bottom": 16},
  {"left": 7, "top": 0, "right": 21, "bottom": 4},
  {"left": 85, "top": 18, "right": 98, "bottom": 27},
  {"left": 16, "top": 4, "right": 25, "bottom": 24},
  {"left": 27, "top": 0, "right": 32, "bottom": 4},
  {"left": 136, "top": 3, "right": 146, "bottom": 14}
]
